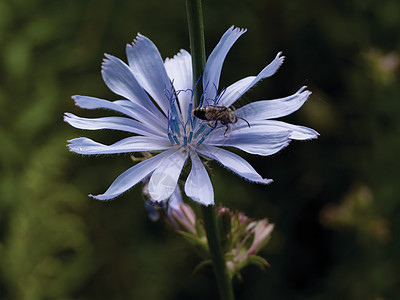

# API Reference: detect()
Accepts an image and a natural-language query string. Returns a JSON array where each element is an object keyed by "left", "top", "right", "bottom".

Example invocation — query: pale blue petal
[
  {"left": 102, "top": 54, "right": 165, "bottom": 120},
  {"left": 72, "top": 95, "right": 167, "bottom": 130},
  {"left": 216, "top": 77, "right": 254, "bottom": 106},
  {"left": 203, "top": 26, "right": 247, "bottom": 101},
  {"left": 114, "top": 99, "right": 168, "bottom": 131},
  {"left": 220, "top": 52, "right": 285, "bottom": 107},
  {"left": 253, "top": 120, "right": 319, "bottom": 140},
  {"left": 167, "top": 186, "right": 183, "bottom": 213},
  {"left": 236, "top": 87, "right": 311, "bottom": 120},
  {"left": 67, "top": 136, "right": 171, "bottom": 155},
  {"left": 184, "top": 150, "right": 214, "bottom": 206},
  {"left": 197, "top": 145, "right": 272, "bottom": 184},
  {"left": 164, "top": 49, "right": 193, "bottom": 122},
  {"left": 148, "top": 148, "right": 188, "bottom": 201},
  {"left": 91, "top": 148, "right": 176, "bottom": 200},
  {"left": 225, "top": 119, "right": 319, "bottom": 140},
  {"left": 126, "top": 34, "right": 172, "bottom": 114},
  {"left": 64, "top": 113, "right": 164, "bottom": 137},
  {"left": 206, "top": 127, "right": 291, "bottom": 156},
  {"left": 240, "top": 52, "right": 284, "bottom": 94}
]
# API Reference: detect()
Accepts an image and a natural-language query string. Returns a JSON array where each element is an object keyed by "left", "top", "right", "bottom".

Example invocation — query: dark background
[{"left": 0, "top": 0, "right": 399, "bottom": 299}]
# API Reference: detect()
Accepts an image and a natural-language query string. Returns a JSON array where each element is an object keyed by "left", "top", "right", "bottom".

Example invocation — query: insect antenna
[{"left": 239, "top": 117, "right": 251, "bottom": 128}]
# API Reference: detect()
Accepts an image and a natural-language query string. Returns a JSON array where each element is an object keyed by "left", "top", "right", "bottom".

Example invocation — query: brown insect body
[{"left": 193, "top": 105, "right": 250, "bottom": 135}]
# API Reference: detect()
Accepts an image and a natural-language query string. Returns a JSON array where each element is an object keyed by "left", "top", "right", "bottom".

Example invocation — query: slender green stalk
[
  {"left": 201, "top": 206, "right": 235, "bottom": 300},
  {"left": 185, "top": 0, "right": 206, "bottom": 107},
  {"left": 185, "top": 1, "right": 235, "bottom": 299}
]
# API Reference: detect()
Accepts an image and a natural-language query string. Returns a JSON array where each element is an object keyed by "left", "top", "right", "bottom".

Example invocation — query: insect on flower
[
  {"left": 193, "top": 105, "right": 250, "bottom": 135},
  {"left": 64, "top": 26, "right": 319, "bottom": 206}
]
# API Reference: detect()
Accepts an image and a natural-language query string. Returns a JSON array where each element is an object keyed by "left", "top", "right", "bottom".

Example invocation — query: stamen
[
  {"left": 196, "top": 136, "right": 206, "bottom": 146},
  {"left": 213, "top": 87, "right": 226, "bottom": 105},
  {"left": 173, "top": 135, "right": 180, "bottom": 145},
  {"left": 171, "top": 116, "right": 181, "bottom": 137},
  {"left": 183, "top": 136, "right": 187, "bottom": 148},
  {"left": 182, "top": 123, "right": 188, "bottom": 148},
  {"left": 194, "top": 124, "right": 207, "bottom": 138},
  {"left": 191, "top": 116, "right": 198, "bottom": 129},
  {"left": 188, "top": 131, "right": 193, "bottom": 144},
  {"left": 167, "top": 132, "right": 175, "bottom": 144},
  {"left": 187, "top": 101, "right": 193, "bottom": 126},
  {"left": 199, "top": 82, "right": 209, "bottom": 107},
  {"left": 167, "top": 113, "right": 175, "bottom": 144},
  {"left": 196, "top": 126, "right": 216, "bottom": 146}
]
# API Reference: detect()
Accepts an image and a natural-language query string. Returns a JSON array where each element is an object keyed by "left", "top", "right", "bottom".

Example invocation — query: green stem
[
  {"left": 201, "top": 206, "right": 235, "bottom": 300},
  {"left": 185, "top": 0, "right": 206, "bottom": 107},
  {"left": 185, "top": 3, "right": 234, "bottom": 298}
]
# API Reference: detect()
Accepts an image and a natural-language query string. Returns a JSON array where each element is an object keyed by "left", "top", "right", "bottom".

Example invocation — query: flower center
[{"left": 165, "top": 87, "right": 217, "bottom": 149}]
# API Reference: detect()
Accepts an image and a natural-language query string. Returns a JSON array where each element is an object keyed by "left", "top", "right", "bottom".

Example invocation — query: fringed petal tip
[
  {"left": 288, "top": 127, "right": 319, "bottom": 141},
  {"left": 186, "top": 192, "right": 215, "bottom": 206},
  {"left": 276, "top": 51, "right": 285, "bottom": 59},
  {"left": 71, "top": 94, "right": 97, "bottom": 104},
  {"left": 305, "top": 127, "right": 320, "bottom": 139},
  {"left": 275, "top": 52, "right": 285, "bottom": 68},
  {"left": 63, "top": 112, "right": 70, "bottom": 122},
  {"left": 101, "top": 53, "right": 120, "bottom": 69},
  {"left": 89, "top": 193, "right": 112, "bottom": 201},
  {"left": 101, "top": 56, "right": 110, "bottom": 70},
  {"left": 299, "top": 88, "right": 312, "bottom": 99},
  {"left": 309, "top": 129, "right": 320, "bottom": 139},
  {"left": 71, "top": 95, "right": 86, "bottom": 107},
  {"left": 150, "top": 198, "right": 168, "bottom": 205},
  {"left": 102, "top": 53, "right": 111, "bottom": 61},
  {"left": 128, "top": 33, "right": 147, "bottom": 48},
  {"left": 297, "top": 85, "right": 308, "bottom": 93},
  {"left": 89, "top": 190, "right": 129, "bottom": 201},
  {"left": 257, "top": 178, "right": 273, "bottom": 185},
  {"left": 66, "top": 137, "right": 93, "bottom": 154},
  {"left": 165, "top": 49, "right": 190, "bottom": 63},
  {"left": 229, "top": 25, "right": 247, "bottom": 34},
  {"left": 65, "top": 138, "right": 79, "bottom": 153},
  {"left": 195, "top": 200, "right": 215, "bottom": 207},
  {"left": 235, "top": 174, "right": 273, "bottom": 185},
  {"left": 70, "top": 95, "right": 98, "bottom": 110}
]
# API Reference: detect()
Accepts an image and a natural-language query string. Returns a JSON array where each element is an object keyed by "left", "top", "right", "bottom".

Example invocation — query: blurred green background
[{"left": 0, "top": 0, "right": 399, "bottom": 299}]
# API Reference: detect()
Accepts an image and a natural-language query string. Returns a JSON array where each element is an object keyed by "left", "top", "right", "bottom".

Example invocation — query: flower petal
[
  {"left": 72, "top": 95, "right": 167, "bottom": 130},
  {"left": 126, "top": 34, "right": 172, "bottom": 114},
  {"left": 260, "top": 120, "right": 319, "bottom": 140},
  {"left": 236, "top": 86, "right": 311, "bottom": 120},
  {"left": 219, "top": 52, "right": 285, "bottom": 107},
  {"left": 215, "top": 76, "right": 253, "bottom": 106},
  {"left": 167, "top": 185, "right": 183, "bottom": 212},
  {"left": 184, "top": 150, "right": 214, "bottom": 206},
  {"left": 206, "top": 127, "right": 291, "bottom": 156},
  {"left": 197, "top": 145, "right": 272, "bottom": 184},
  {"left": 64, "top": 113, "right": 163, "bottom": 137},
  {"left": 91, "top": 148, "right": 176, "bottom": 200},
  {"left": 203, "top": 26, "right": 247, "bottom": 101},
  {"left": 228, "top": 119, "right": 319, "bottom": 140},
  {"left": 67, "top": 136, "right": 171, "bottom": 155},
  {"left": 102, "top": 54, "right": 165, "bottom": 120},
  {"left": 164, "top": 49, "right": 193, "bottom": 122},
  {"left": 148, "top": 148, "right": 188, "bottom": 201}
]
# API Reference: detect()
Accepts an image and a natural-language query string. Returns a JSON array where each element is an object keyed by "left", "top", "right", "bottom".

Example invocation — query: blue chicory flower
[{"left": 65, "top": 26, "right": 318, "bottom": 206}]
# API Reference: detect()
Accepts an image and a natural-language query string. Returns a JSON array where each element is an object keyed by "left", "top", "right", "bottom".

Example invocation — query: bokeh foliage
[{"left": 0, "top": 0, "right": 399, "bottom": 299}]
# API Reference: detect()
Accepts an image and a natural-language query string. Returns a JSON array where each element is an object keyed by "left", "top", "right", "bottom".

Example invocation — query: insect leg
[{"left": 223, "top": 124, "right": 232, "bottom": 136}]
